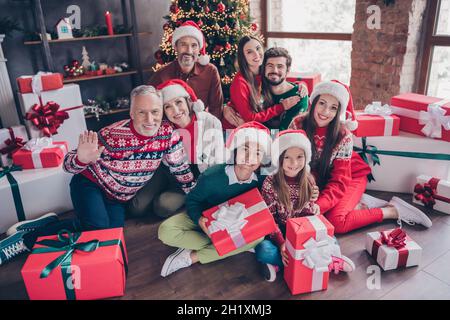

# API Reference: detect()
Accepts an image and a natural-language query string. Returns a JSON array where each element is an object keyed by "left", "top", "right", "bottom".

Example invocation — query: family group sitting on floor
[{"left": 0, "top": 21, "right": 432, "bottom": 283}]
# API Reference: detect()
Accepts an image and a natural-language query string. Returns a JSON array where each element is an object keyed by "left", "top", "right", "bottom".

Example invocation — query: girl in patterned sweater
[
  {"left": 288, "top": 80, "right": 432, "bottom": 235},
  {"left": 255, "top": 130, "right": 354, "bottom": 282}
]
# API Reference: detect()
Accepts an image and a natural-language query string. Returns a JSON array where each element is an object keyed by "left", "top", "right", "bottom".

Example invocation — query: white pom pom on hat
[
  {"left": 157, "top": 79, "right": 205, "bottom": 112},
  {"left": 172, "top": 20, "right": 210, "bottom": 66}
]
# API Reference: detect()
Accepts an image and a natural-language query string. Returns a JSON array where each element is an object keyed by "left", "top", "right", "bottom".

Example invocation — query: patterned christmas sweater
[
  {"left": 262, "top": 175, "right": 319, "bottom": 246},
  {"left": 289, "top": 115, "right": 353, "bottom": 213},
  {"left": 63, "top": 119, "right": 195, "bottom": 202}
]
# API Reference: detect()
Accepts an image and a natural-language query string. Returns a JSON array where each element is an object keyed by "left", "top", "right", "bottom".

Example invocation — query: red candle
[{"left": 105, "top": 11, "right": 114, "bottom": 35}]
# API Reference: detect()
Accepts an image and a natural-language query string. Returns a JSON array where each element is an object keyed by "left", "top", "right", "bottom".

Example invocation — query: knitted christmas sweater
[
  {"left": 262, "top": 175, "right": 318, "bottom": 246},
  {"left": 63, "top": 119, "right": 195, "bottom": 202},
  {"left": 289, "top": 115, "right": 353, "bottom": 213}
]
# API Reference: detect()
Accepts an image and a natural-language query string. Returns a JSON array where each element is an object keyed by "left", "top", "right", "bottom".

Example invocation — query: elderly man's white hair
[{"left": 130, "top": 85, "right": 162, "bottom": 106}]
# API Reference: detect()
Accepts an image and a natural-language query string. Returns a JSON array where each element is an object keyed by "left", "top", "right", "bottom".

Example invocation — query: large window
[
  {"left": 420, "top": 0, "right": 450, "bottom": 97},
  {"left": 262, "top": 0, "right": 355, "bottom": 84}
]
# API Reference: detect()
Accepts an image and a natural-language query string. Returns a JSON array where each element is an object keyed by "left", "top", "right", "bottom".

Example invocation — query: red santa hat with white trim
[
  {"left": 271, "top": 129, "right": 312, "bottom": 172},
  {"left": 172, "top": 20, "right": 210, "bottom": 66},
  {"left": 310, "top": 80, "right": 358, "bottom": 131},
  {"left": 225, "top": 121, "right": 272, "bottom": 163},
  {"left": 157, "top": 79, "right": 205, "bottom": 112}
]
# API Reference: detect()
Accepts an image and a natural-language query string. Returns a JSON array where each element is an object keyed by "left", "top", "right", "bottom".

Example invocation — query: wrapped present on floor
[
  {"left": 365, "top": 228, "right": 422, "bottom": 271},
  {"left": 12, "top": 138, "right": 68, "bottom": 169},
  {"left": 17, "top": 83, "right": 87, "bottom": 150},
  {"left": 353, "top": 102, "right": 400, "bottom": 137},
  {"left": 203, "top": 188, "right": 277, "bottom": 256},
  {"left": 17, "top": 72, "right": 64, "bottom": 94},
  {"left": 0, "top": 164, "right": 73, "bottom": 234},
  {"left": 286, "top": 72, "right": 322, "bottom": 96},
  {"left": 353, "top": 132, "right": 450, "bottom": 193},
  {"left": 0, "top": 126, "right": 29, "bottom": 167},
  {"left": 22, "top": 228, "right": 128, "bottom": 300},
  {"left": 413, "top": 175, "right": 450, "bottom": 215},
  {"left": 284, "top": 215, "right": 340, "bottom": 295},
  {"left": 391, "top": 93, "right": 450, "bottom": 142}
]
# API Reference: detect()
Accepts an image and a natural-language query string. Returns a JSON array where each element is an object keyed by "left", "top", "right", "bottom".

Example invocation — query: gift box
[
  {"left": 391, "top": 93, "right": 450, "bottom": 142},
  {"left": 365, "top": 228, "right": 422, "bottom": 271},
  {"left": 12, "top": 138, "right": 68, "bottom": 169},
  {"left": 286, "top": 72, "right": 322, "bottom": 96},
  {"left": 17, "top": 72, "right": 64, "bottom": 94},
  {"left": 353, "top": 132, "right": 450, "bottom": 193},
  {"left": 354, "top": 112, "right": 400, "bottom": 137},
  {"left": 18, "top": 84, "right": 87, "bottom": 150},
  {"left": 0, "top": 126, "right": 29, "bottom": 167},
  {"left": 413, "top": 175, "right": 450, "bottom": 215},
  {"left": 22, "top": 228, "right": 128, "bottom": 300},
  {"left": 284, "top": 215, "right": 340, "bottom": 295},
  {"left": 0, "top": 164, "right": 73, "bottom": 234},
  {"left": 203, "top": 188, "right": 277, "bottom": 256}
]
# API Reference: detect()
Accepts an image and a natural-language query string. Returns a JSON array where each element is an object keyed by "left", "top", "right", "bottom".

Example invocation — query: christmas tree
[
  {"left": 81, "top": 46, "right": 91, "bottom": 69},
  {"left": 153, "top": 0, "right": 260, "bottom": 101}
]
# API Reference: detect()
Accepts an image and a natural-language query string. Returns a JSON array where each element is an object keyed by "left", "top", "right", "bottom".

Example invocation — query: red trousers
[{"left": 325, "top": 176, "right": 383, "bottom": 234}]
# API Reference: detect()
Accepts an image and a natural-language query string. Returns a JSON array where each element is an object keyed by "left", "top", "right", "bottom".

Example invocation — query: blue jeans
[
  {"left": 255, "top": 239, "right": 283, "bottom": 268},
  {"left": 70, "top": 174, "right": 126, "bottom": 230}
]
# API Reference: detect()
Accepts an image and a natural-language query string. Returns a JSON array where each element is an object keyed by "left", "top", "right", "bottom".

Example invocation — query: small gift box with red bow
[
  {"left": 18, "top": 84, "right": 87, "bottom": 150},
  {"left": 365, "top": 228, "right": 422, "bottom": 271},
  {"left": 286, "top": 72, "right": 322, "bottom": 96},
  {"left": 390, "top": 93, "right": 450, "bottom": 142},
  {"left": 0, "top": 126, "right": 29, "bottom": 167},
  {"left": 284, "top": 215, "right": 340, "bottom": 295},
  {"left": 12, "top": 138, "right": 68, "bottom": 169},
  {"left": 17, "top": 72, "right": 64, "bottom": 94},
  {"left": 21, "top": 228, "right": 128, "bottom": 300},
  {"left": 203, "top": 188, "right": 277, "bottom": 256},
  {"left": 413, "top": 175, "right": 450, "bottom": 215},
  {"left": 353, "top": 102, "right": 400, "bottom": 137}
]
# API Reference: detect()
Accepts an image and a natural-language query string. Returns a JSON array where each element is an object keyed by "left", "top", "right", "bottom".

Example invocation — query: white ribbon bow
[
  {"left": 23, "top": 137, "right": 54, "bottom": 152},
  {"left": 364, "top": 101, "right": 393, "bottom": 116},
  {"left": 208, "top": 202, "right": 249, "bottom": 235},
  {"left": 31, "top": 71, "right": 53, "bottom": 95},
  {"left": 419, "top": 104, "right": 450, "bottom": 139}
]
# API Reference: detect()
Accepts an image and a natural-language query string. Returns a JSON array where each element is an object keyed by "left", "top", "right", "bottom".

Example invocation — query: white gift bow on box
[
  {"left": 22, "top": 137, "right": 67, "bottom": 168},
  {"left": 364, "top": 102, "right": 393, "bottom": 116},
  {"left": 419, "top": 103, "right": 450, "bottom": 139},
  {"left": 208, "top": 201, "right": 267, "bottom": 248}
]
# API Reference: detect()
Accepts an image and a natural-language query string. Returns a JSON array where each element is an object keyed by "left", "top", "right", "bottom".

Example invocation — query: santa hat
[
  {"left": 157, "top": 79, "right": 205, "bottom": 112},
  {"left": 271, "top": 130, "right": 312, "bottom": 172},
  {"left": 172, "top": 20, "right": 210, "bottom": 66},
  {"left": 225, "top": 121, "right": 272, "bottom": 163},
  {"left": 310, "top": 80, "right": 358, "bottom": 131}
]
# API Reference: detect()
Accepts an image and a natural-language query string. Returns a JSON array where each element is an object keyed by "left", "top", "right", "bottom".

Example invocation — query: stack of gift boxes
[{"left": 0, "top": 72, "right": 87, "bottom": 235}]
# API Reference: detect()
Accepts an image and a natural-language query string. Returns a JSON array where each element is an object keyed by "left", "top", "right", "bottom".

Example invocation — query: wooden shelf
[
  {"left": 63, "top": 70, "right": 137, "bottom": 83},
  {"left": 24, "top": 32, "right": 152, "bottom": 45},
  {"left": 85, "top": 107, "right": 130, "bottom": 119}
]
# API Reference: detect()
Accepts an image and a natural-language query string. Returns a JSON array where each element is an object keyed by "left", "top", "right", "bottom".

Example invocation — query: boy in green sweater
[
  {"left": 261, "top": 47, "right": 309, "bottom": 131},
  {"left": 158, "top": 122, "right": 273, "bottom": 277}
]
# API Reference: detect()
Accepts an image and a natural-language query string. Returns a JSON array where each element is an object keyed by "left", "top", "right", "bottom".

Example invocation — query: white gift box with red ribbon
[
  {"left": 413, "top": 175, "right": 450, "bottom": 215},
  {"left": 0, "top": 126, "right": 29, "bottom": 167}
]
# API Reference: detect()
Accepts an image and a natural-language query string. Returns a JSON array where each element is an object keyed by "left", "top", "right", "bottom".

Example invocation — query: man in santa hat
[{"left": 149, "top": 20, "right": 224, "bottom": 121}]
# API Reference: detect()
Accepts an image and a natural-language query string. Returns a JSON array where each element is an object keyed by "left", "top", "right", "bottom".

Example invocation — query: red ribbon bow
[
  {"left": 0, "top": 128, "right": 26, "bottom": 158},
  {"left": 414, "top": 182, "right": 437, "bottom": 208},
  {"left": 24, "top": 99, "right": 69, "bottom": 137},
  {"left": 380, "top": 228, "right": 407, "bottom": 249}
]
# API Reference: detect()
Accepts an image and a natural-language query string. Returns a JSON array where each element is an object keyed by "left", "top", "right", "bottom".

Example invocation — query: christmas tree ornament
[
  {"left": 163, "top": 23, "right": 171, "bottom": 30},
  {"left": 251, "top": 23, "right": 258, "bottom": 31},
  {"left": 225, "top": 42, "right": 231, "bottom": 51},
  {"left": 170, "top": 4, "right": 179, "bottom": 14},
  {"left": 197, "top": 19, "right": 203, "bottom": 27},
  {"left": 220, "top": 57, "right": 225, "bottom": 66},
  {"left": 217, "top": 2, "right": 226, "bottom": 12}
]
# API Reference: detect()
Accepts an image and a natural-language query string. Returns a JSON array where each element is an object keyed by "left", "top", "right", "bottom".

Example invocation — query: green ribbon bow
[
  {"left": 0, "top": 165, "right": 25, "bottom": 221},
  {"left": 32, "top": 229, "right": 128, "bottom": 300},
  {"left": 354, "top": 137, "right": 450, "bottom": 182}
]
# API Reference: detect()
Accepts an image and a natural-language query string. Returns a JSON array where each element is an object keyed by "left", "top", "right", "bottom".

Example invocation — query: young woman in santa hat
[
  {"left": 288, "top": 80, "right": 432, "bottom": 234},
  {"left": 158, "top": 122, "right": 273, "bottom": 277},
  {"left": 222, "top": 36, "right": 308, "bottom": 129},
  {"left": 158, "top": 79, "right": 225, "bottom": 176},
  {"left": 255, "top": 129, "right": 355, "bottom": 282}
]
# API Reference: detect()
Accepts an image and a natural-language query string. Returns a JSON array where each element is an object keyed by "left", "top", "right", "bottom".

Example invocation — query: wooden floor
[{"left": 1, "top": 190, "right": 450, "bottom": 300}]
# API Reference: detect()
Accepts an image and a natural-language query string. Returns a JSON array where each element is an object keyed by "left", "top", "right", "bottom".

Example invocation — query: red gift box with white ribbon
[
  {"left": 12, "top": 137, "right": 68, "bottom": 169},
  {"left": 17, "top": 72, "right": 64, "bottom": 94},
  {"left": 353, "top": 102, "right": 400, "bottom": 137},
  {"left": 365, "top": 228, "right": 422, "bottom": 271},
  {"left": 413, "top": 175, "right": 450, "bottom": 215},
  {"left": 284, "top": 215, "right": 340, "bottom": 295},
  {"left": 286, "top": 72, "right": 322, "bottom": 96},
  {"left": 203, "top": 188, "right": 277, "bottom": 256},
  {"left": 390, "top": 93, "right": 450, "bottom": 142}
]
